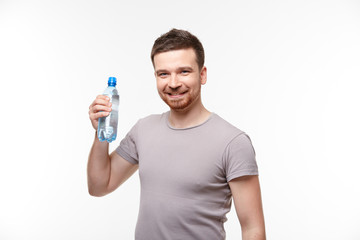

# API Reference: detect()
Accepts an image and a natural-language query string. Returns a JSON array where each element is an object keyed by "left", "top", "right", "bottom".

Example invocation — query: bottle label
[
  {"left": 111, "top": 95, "right": 119, "bottom": 112},
  {"left": 109, "top": 95, "right": 119, "bottom": 135}
]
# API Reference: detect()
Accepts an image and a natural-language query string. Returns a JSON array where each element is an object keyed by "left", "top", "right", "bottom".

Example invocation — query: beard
[{"left": 159, "top": 87, "right": 201, "bottom": 111}]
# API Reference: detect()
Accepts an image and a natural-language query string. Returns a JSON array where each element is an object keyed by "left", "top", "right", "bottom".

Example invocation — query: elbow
[
  {"left": 88, "top": 190, "right": 101, "bottom": 197},
  {"left": 88, "top": 188, "right": 100, "bottom": 197},
  {"left": 88, "top": 185, "right": 108, "bottom": 197},
  {"left": 87, "top": 176, "right": 111, "bottom": 197}
]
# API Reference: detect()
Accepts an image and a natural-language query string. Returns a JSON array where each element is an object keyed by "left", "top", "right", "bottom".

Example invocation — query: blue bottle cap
[{"left": 108, "top": 77, "right": 117, "bottom": 87}]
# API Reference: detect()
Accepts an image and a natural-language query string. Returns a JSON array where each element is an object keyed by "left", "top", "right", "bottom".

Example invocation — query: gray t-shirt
[{"left": 116, "top": 112, "right": 258, "bottom": 240}]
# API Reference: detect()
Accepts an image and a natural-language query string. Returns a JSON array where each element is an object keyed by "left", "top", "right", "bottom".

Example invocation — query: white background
[{"left": 1, "top": 0, "right": 360, "bottom": 239}]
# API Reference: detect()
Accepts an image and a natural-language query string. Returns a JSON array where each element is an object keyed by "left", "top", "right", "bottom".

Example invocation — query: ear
[{"left": 200, "top": 66, "right": 207, "bottom": 85}]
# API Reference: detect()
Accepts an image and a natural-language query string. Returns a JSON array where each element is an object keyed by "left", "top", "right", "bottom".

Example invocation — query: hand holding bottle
[
  {"left": 88, "top": 95, "right": 112, "bottom": 130},
  {"left": 89, "top": 77, "right": 119, "bottom": 143}
]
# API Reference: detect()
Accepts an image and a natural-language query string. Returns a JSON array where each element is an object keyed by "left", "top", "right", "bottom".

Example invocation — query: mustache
[{"left": 165, "top": 88, "right": 188, "bottom": 95}]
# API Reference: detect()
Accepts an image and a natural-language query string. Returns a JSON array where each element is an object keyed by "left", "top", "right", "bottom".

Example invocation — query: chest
[{"left": 136, "top": 131, "right": 229, "bottom": 201}]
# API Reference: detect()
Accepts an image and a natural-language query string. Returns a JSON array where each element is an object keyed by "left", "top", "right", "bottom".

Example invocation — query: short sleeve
[
  {"left": 223, "top": 133, "right": 258, "bottom": 182},
  {"left": 115, "top": 121, "right": 140, "bottom": 165}
]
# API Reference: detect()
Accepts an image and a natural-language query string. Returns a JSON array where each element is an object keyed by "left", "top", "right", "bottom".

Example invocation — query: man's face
[{"left": 153, "top": 48, "right": 207, "bottom": 111}]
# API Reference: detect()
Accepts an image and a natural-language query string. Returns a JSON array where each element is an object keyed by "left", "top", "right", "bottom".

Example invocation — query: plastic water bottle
[{"left": 97, "top": 77, "right": 119, "bottom": 143}]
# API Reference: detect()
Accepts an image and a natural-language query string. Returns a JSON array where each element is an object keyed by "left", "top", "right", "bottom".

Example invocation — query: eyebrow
[
  {"left": 178, "top": 66, "right": 194, "bottom": 72},
  {"left": 155, "top": 66, "right": 194, "bottom": 75}
]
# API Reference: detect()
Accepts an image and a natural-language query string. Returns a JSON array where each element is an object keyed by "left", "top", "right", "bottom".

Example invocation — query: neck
[{"left": 168, "top": 99, "right": 211, "bottom": 129}]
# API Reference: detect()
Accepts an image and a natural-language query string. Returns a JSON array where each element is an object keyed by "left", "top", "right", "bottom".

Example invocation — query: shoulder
[
  {"left": 140, "top": 112, "right": 167, "bottom": 121},
  {"left": 123, "top": 112, "right": 167, "bottom": 141},
  {"left": 136, "top": 112, "right": 167, "bottom": 126},
  {"left": 210, "top": 113, "right": 245, "bottom": 137},
  {"left": 212, "top": 114, "right": 255, "bottom": 152},
  {"left": 129, "top": 112, "right": 168, "bottom": 134}
]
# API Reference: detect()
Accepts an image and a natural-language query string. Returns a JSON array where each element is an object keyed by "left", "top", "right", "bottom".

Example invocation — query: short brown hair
[{"left": 151, "top": 28, "right": 205, "bottom": 70}]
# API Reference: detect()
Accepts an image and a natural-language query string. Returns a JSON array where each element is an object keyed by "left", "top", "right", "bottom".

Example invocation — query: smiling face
[{"left": 154, "top": 48, "right": 207, "bottom": 111}]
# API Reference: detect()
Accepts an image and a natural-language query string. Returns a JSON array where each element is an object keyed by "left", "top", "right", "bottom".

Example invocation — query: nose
[{"left": 168, "top": 74, "right": 182, "bottom": 89}]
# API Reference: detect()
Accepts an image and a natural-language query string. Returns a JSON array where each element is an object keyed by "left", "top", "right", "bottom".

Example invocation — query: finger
[
  {"left": 96, "top": 95, "right": 111, "bottom": 103},
  {"left": 91, "top": 105, "right": 112, "bottom": 113},
  {"left": 89, "top": 98, "right": 111, "bottom": 109},
  {"left": 90, "top": 111, "right": 110, "bottom": 120}
]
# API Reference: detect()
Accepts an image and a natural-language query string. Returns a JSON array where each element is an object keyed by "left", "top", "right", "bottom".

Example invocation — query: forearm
[
  {"left": 242, "top": 226, "right": 266, "bottom": 240},
  {"left": 240, "top": 208, "right": 266, "bottom": 240},
  {"left": 87, "top": 132, "right": 111, "bottom": 196}
]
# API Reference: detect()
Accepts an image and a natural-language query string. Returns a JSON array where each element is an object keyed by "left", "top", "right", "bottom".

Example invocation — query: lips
[{"left": 166, "top": 90, "right": 188, "bottom": 97}]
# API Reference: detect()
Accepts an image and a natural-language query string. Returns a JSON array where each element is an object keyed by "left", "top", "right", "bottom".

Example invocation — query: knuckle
[{"left": 97, "top": 95, "right": 106, "bottom": 100}]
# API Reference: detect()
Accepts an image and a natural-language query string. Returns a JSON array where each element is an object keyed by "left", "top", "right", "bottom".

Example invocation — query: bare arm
[
  {"left": 229, "top": 175, "right": 266, "bottom": 240},
  {"left": 87, "top": 95, "right": 138, "bottom": 197}
]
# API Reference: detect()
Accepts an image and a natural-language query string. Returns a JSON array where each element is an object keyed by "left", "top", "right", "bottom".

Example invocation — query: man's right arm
[{"left": 87, "top": 95, "right": 138, "bottom": 197}]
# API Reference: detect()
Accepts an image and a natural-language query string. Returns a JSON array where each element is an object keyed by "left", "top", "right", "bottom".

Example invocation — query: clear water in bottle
[{"left": 97, "top": 77, "right": 119, "bottom": 143}]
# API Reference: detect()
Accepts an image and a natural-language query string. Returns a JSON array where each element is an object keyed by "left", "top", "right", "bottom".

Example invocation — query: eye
[
  {"left": 158, "top": 72, "right": 168, "bottom": 77},
  {"left": 181, "top": 70, "right": 190, "bottom": 75}
]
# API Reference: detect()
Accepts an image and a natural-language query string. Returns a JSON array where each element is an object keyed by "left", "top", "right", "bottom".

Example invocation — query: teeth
[{"left": 167, "top": 91, "right": 186, "bottom": 96}]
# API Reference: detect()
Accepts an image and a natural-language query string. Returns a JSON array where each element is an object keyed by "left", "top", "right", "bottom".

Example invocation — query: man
[{"left": 88, "top": 29, "right": 266, "bottom": 240}]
